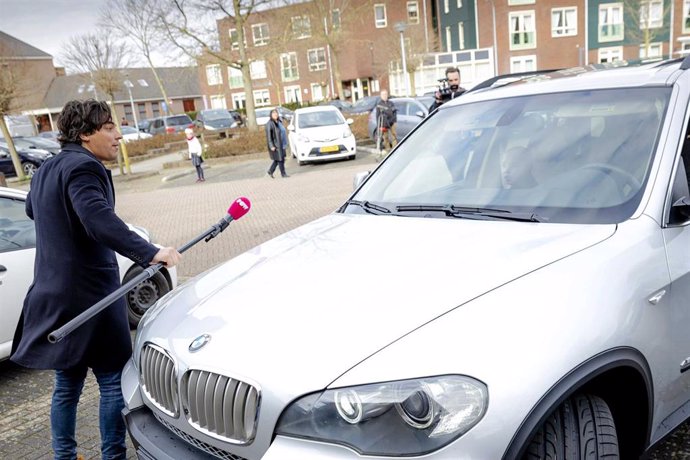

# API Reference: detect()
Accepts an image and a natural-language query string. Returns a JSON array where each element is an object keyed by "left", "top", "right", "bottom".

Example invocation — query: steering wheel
[{"left": 577, "top": 163, "right": 641, "bottom": 197}]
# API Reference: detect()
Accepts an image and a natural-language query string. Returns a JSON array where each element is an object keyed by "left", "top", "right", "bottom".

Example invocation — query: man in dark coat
[
  {"left": 375, "top": 89, "right": 397, "bottom": 151},
  {"left": 11, "top": 100, "right": 181, "bottom": 460},
  {"left": 265, "top": 108, "right": 289, "bottom": 178},
  {"left": 429, "top": 66, "right": 466, "bottom": 112}
]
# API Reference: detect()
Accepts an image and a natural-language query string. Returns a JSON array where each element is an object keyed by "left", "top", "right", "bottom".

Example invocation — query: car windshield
[
  {"left": 202, "top": 109, "right": 231, "bottom": 120},
  {"left": 121, "top": 126, "right": 138, "bottom": 134},
  {"left": 298, "top": 111, "right": 344, "bottom": 128},
  {"left": 0, "top": 139, "right": 32, "bottom": 149},
  {"left": 167, "top": 115, "right": 192, "bottom": 126},
  {"left": 352, "top": 96, "right": 377, "bottom": 109},
  {"left": 348, "top": 87, "right": 671, "bottom": 224}
]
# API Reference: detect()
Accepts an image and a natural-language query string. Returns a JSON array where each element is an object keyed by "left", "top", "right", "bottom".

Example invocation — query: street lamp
[
  {"left": 394, "top": 21, "right": 411, "bottom": 96},
  {"left": 123, "top": 79, "right": 139, "bottom": 132}
]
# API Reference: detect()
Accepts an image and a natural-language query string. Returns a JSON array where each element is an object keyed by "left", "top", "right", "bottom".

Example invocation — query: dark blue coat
[{"left": 11, "top": 144, "right": 159, "bottom": 371}]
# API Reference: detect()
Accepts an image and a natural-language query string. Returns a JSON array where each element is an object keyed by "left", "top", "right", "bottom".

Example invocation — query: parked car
[
  {"left": 148, "top": 114, "right": 194, "bottom": 135},
  {"left": 121, "top": 59, "right": 690, "bottom": 458},
  {"left": 228, "top": 110, "right": 245, "bottom": 127},
  {"left": 38, "top": 130, "right": 60, "bottom": 143},
  {"left": 137, "top": 119, "right": 152, "bottom": 133},
  {"left": 0, "top": 186, "right": 178, "bottom": 360},
  {"left": 347, "top": 95, "right": 380, "bottom": 114},
  {"left": 255, "top": 106, "right": 294, "bottom": 126},
  {"left": 321, "top": 99, "right": 353, "bottom": 113},
  {"left": 15, "top": 136, "right": 61, "bottom": 155},
  {"left": 287, "top": 105, "right": 356, "bottom": 166},
  {"left": 195, "top": 109, "right": 238, "bottom": 131},
  {"left": 367, "top": 97, "right": 429, "bottom": 145},
  {"left": 0, "top": 144, "right": 50, "bottom": 177},
  {"left": 120, "top": 126, "right": 153, "bottom": 142},
  {"left": 415, "top": 95, "right": 436, "bottom": 111}
]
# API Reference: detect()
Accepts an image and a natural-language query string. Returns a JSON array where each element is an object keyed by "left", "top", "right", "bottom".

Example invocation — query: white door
[{"left": 0, "top": 195, "right": 36, "bottom": 360}]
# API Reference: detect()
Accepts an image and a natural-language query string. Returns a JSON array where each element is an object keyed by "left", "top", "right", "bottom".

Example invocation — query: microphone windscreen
[{"left": 227, "top": 197, "right": 251, "bottom": 220}]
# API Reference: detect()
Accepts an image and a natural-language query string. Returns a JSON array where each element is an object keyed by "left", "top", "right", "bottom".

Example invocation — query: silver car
[{"left": 122, "top": 59, "right": 690, "bottom": 459}]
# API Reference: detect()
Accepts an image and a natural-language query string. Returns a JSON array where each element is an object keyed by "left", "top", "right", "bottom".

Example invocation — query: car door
[
  {"left": 0, "top": 194, "right": 35, "bottom": 359},
  {"left": 393, "top": 100, "right": 415, "bottom": 138},
  {"left": 0, "top": 148, "right": 14, "bottom": 175}
]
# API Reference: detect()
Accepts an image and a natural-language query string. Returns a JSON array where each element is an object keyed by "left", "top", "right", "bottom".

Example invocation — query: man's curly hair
[{"left": 57, "top": 100, "right": 113, "bottom": 146}]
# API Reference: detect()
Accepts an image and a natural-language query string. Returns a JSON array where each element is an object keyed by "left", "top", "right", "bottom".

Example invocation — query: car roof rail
[
  {"left": 466, "top": 69, "right": 563, "bottom": 94},
  {"left": 680, "top": 55, "right": 690, "bottom": 70}
]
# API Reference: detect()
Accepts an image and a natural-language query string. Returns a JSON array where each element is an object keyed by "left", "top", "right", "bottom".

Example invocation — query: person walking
[
  {"left": 375, "top": 89, "right": 397, "bottom": 158},
  {"left": 10, "top": 99, "right": 181, "bottom": 460},
  {"left": 265, "top": 108, "right": 289, "bottom": 178},
  {"left": 185, "top": 128, "right": 205, "bottom": 182}
]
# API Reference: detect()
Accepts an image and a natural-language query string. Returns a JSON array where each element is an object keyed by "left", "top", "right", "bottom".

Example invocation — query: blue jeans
[{"left": 51, "top": 367, "right": 127, "bottom": 460}]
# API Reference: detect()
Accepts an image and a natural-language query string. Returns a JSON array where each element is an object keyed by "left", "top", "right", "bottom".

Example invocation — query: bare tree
[
  {"left": 623, "top": 0, "right": 672, "bottom": 61},
  {"left": 61, "top": 33, "right": 133, "bottom": 174},
  {"left": 157, "top": 0, "right": 274, "bottom": 130},
  {"left": 101, "top": 0, "right": 176, "bottom": 115},
  {"left": 0, "top": 56, "right": 28, "bottom": 180}
]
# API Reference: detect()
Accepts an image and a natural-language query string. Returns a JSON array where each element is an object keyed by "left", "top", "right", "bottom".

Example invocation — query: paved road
[{"left": 1, "top": 145, "right": 689, "bottom": 459}]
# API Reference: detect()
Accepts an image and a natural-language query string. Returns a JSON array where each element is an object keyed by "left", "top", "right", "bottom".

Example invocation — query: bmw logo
[{"left": 189, "top": 334, "right": 211, "bottom": 352}]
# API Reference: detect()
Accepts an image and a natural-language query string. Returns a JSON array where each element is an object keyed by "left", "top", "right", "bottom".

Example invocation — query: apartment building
[{"left": 198, "top": 0, "right": 435, "bottom": 109}]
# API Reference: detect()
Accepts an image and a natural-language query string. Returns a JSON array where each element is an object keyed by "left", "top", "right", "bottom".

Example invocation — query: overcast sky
[{"left": 0, "top": 0, "right": 191, "bottom": 69}]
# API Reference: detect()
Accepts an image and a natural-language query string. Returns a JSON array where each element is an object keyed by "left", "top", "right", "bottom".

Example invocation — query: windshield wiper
[
  {"left": 395, "top": 204, "right": 544, "bottom": 222},
  {"left": 344, "top": 200, "right": 392, "bottom": 215}
]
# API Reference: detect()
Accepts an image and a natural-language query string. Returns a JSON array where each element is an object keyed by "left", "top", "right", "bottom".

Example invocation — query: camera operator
[
  {"left": 375, "top": 89, "right": 397, "bottom": 151},
  {"left": 430, "top": 66, "right": 466, "bottom": 112}
]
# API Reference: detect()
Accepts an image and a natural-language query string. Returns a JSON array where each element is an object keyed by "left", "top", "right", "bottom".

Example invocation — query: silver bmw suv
[{"left": 122, "top": 58, "right": 690, "bottom": 459}]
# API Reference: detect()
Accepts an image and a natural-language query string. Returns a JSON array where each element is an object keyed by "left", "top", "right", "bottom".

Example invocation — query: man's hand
[{"left": 151, "top": 247, "right": 182, "bottom": 267}]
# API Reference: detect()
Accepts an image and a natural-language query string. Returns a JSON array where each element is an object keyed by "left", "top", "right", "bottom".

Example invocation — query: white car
[
  {"left": 0, "top": 186, "right": 177, "bottom": 360},
  {"left": 121, "top": 125, "right": 153, "bottom": 142},
  {"left": 288, "top": 105, "right": 356, "bottom": 166}
]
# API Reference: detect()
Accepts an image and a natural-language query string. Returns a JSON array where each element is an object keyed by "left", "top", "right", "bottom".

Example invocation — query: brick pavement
[{"left": 2, "top": 149, "right": 690, "bottom": 459}]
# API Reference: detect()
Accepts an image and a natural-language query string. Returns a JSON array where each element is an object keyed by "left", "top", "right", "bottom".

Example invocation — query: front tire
[
  {"left": 123, "top": 266, "right": 171, "bottom": 328},
  {"left": 22, "top": 162, "right": 38, "bottom": 177},
  {"left": 524, "top": 393, "right": 619, "bottom": 459}
]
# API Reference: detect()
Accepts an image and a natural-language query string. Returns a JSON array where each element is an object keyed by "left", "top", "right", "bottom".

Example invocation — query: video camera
[{"left": 437, "top": 78, "right": 453, "bottom": 102}]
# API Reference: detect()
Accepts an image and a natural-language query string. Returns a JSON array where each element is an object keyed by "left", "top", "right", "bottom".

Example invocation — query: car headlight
[
  {"left": 343, "top": 126, "right": 353, "bottom": 138},
  {"left": 298, "top": 133, "right": 310, "bottom": 143},
  {"left": 275, "top": 375, "right": 487, "bottom": 456}
]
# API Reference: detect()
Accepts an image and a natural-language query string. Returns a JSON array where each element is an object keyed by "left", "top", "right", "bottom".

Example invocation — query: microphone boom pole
[{"left": 47, "top": 197, "right": 251, "bottom": 344}]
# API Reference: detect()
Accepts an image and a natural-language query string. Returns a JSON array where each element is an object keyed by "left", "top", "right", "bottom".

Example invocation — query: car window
[
  {"left": 352, "top": 87, "right": 670, "bottom": 224},
  {"left": 393, "top": 101, "right": 411, "bottom": 116},
  {"left": 201, "top": 110, "right": 231, "bottom": 120},
  {"left": 298, "top": 111, "right": 344, "bottom": 128},
  {"left": 0, "top": 196, "right": 35, "bottom": 252},
  {"left": 166, "top": 115, "right": 193, "bottom": 126}
]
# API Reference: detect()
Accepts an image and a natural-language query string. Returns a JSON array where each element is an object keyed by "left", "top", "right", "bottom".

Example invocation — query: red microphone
[{"left": 206, "top": 197, "right": 252, "bottom": 241}]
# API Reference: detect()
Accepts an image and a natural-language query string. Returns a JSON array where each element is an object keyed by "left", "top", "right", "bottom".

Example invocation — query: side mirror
[
  {"left": 415, "top": 110, "right": 425, "bottom": 118},
  {"left": 346, "top": 118, "right": 354, "bottom": 125},
  {"left": 671, "top": 197, "right": 690, "bottom": 223},
  {"left": 288, "top": 125, "right": 295, "bottom": 131},
  {"left": 353, "top": 171, "right": 370, "bottom": 190}
]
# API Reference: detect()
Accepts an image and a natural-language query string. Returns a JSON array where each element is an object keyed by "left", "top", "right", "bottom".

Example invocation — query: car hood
[
  {"left": 139, "top": 214, "right": 614, "bottom": 396},
  {"left": 297, "top": 124, "right": 347, "bottom": 141}
]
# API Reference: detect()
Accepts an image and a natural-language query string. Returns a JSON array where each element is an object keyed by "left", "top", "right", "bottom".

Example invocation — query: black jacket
[
  {"left": 11, "top": 143, "right": 158, "bottom": 370},
  {"left": 265, "top": 119, "right": 285, "bottom": 162},
  {"left": 429, "top": 88, "right": 466, "bottom": 112},
  {"left": 375, "top": 99, "right": 397, "bottom": 128}
]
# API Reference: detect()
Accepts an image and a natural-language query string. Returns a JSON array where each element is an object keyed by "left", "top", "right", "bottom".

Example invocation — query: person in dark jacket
[
  {"left": 10, "top": 100, "right": 181, "bottom": 460},
  {"left": 429, "top": 66, "right": 466, "bottom": 112},
  {"left": 265, "top": 108, "right": 289, "bottom": 178},
  {"left": 375, "top": 89, "right": 397, "bottom": 151}
]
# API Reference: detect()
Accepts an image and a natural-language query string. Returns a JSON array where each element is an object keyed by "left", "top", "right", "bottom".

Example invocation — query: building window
[
  {"left": 281, "top": 52, "right": 299, "bottom": 81},
  {"left": 252, "top": 23, "right": 269, "bottom": 46},
  {"left": 151, "top": 101, "right": 160, "bottom": 117},
  {"left": 284, "top": 85, "right": 302, "bottom": 104},
  {"left": 640, "top": 0, "right": 663, "bottom": 29},
  {"left": 457, "top": 0, "right": 462, "bottom": 7},
  {"left": 684, "top": 0, "right": 690, "bottom": 33},
  {"left": 228, "top": 67, "right": 243, "bottom": 89},
  {"left": 509, "top": 11, "right": 536, "bottom": 50},
  {"left": 332, "top": 9, "right": 341, "bottom": 29},
  {"left": 292, "top": 15, "right": 311, "bottom": 38},
  {"left": 510, "top": 55, "right": 537, "bottom": 72},
  {"left": 231, "top": 93, "right": 246, "bottom": 110},
  {"left": 509, "top": 0, "right": 535, "bottom": 5},
  {"left": 210, "top": 95, "right": 227, "bottom": 109},
  {"left": 311, "top": 83, "right": 326, "bottom": 101},
  {"left": 124, "top": 104, "right": 133, "bottom": 123},
  {"left": 407, "top": 2, "right": 419, "bottom": 24},
  {"left": 599, "top": 3, "right": 624, "bottom": 42},
  {"left": 229, "top": 28, "right": 243, "bottom": 50},
  {"left": 308, "top": 48, "right": 327, "bottom": 71},
  {"left": 137, "top": 102, "right": 146, "bottom": 120},
  {"left": 682, "top": 41, "right": 690, "bottom": 54},
  {"left": 206, "top": 64, "right": 222, "bottom": 86},
  {"left": 374, "top": 4, "right": 387, "bottom": 27},
  {"left": 598, "top": 46, "right": 624, "bottom": 63},
  {"left": 445, "top": 26, "right": 452, "bottom": 52},
  {"left": 253, "top": 89, "right": 270, "bottom": 107},
  {"left": 552, "top": 7, "right": 577, "bottom": 37},
  {"left": 444, "top": 0, "right": 449, "bottom": 13},
  {"left": 250, "top": 60, "right": 267, "bottom": 79},
  {"left": 640, "top": 42, "right": 662, "bottom": 59},
  {"left": 458, "top": 22, "right": 465, "bottom": 49}
]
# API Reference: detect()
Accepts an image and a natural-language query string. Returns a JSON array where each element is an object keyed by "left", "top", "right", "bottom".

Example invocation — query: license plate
[{"left": 320, "top": 145, "right": 339, "bottom": 153}]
